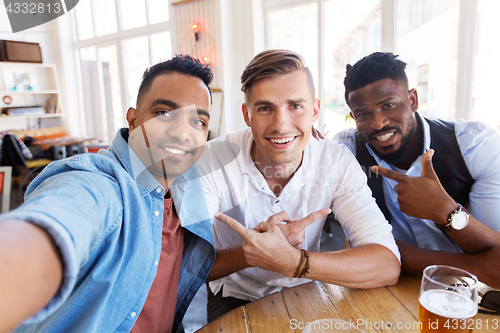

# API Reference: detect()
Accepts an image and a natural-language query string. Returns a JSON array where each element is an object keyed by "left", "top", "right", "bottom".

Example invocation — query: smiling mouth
[
  {"left": 374, "top": 131, "right": 395, "bottom": 142},
  {"left": 164, "top": 147, "right": 186, "bottom": 155},
  {"left": 268, "top": 137, "right": 296, "bottom": 144}
]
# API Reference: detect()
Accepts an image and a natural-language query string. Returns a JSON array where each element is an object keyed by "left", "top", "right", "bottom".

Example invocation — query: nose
[
  {"left": 168, "top": 116, "right": 193, "bottom": 142},
  {"left": 370, "top": 110, "right": 389, "bottom": 130},
  {"left": 273, "top": 108, "right": 291, "bottom": 133}
]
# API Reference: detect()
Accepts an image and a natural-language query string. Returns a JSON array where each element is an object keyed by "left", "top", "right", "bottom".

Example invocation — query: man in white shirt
[
  {"left": 334, "top": 52, "right": 500, "bottom": 288},
  {"left": 201, "top": 49, "right": 401, "bottom": 321}
]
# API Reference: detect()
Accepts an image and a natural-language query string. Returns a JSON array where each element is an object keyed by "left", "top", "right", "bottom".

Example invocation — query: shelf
[
  {"left": 0, "top": 90, "right": 58, "bottom": 95},
  {"left": 0, "top": 113, "right": 62, "bottom": 120},
  {"left": 0, "top": 62, "right": 63, "bottom": 132},
  {"left": 0, "top": 62, "right": 56, "bottom": 68}
]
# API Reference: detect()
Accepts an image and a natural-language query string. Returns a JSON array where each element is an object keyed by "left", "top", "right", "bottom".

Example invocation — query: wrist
[
  {"left": 288, "top": 248, "right": 302, "bottom": 277},
  {"left": 437, "top": 203, "right": 469, "bottom": 232},
  {"left": 292, "top": 249, "right": 311, "bottom": 279},
  {"left": 435, "top": 199, "right": 459, "bottom": 226}
]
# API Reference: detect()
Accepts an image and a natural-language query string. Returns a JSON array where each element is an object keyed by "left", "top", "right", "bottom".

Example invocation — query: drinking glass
[{"left": 419, "top": 265, "right": 478, "bottom": 333}]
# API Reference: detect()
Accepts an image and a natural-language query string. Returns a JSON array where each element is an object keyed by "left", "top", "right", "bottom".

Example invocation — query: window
[
  {"left": 73, "top": 0, "right": 172, "bottom": 142},
  {"left": 471, "top": 0, "right": 500, "bottom": 133},
  {"left": 396, "top": 0, "right": 460, "bottom": 120},
  {"left": 322, "top": 0, "right": 381, "bottom": 136},
  {"left": 267, "top": 0, "right": 382, "bottom": 136},
  {"left": 269, "top": 2, "right": 319, "bottom": 92},
  {"left": 265, "top": 0, "right": 498, "bottom": 135}
]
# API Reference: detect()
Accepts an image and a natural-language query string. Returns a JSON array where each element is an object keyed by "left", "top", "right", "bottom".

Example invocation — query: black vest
[{"left": 355, "top": 115, "right": 475, "bottom": 222}]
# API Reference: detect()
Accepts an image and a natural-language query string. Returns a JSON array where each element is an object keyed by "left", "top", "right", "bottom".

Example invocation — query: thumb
[
  {"left": 421, "top": 149, "right": 438, "bottom": 179},
  {"left": 254, "top": 222, "right": 277, "bottom": 234}
]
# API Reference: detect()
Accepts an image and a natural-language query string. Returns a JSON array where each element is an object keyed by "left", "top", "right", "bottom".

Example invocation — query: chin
[{"left": 269, "top": 152, "right": 302, "bottom": 165}]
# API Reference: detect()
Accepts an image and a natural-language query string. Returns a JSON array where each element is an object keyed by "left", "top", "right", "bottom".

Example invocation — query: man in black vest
[{"left": 334, "top": 52, "right": 500, "bottom": 287}]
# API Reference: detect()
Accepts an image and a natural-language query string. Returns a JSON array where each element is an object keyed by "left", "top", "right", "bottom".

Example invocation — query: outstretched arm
[
  {"left": 397, "top": 240, "right": 500, "bottom": 288},
  {"left": 0, "top": 219, "right": 63, "bottom": 333},
  {"left": 212, "top": 213, "right": 400, "bottom": 288},
  {"left": 372, "top": 149, "right": 500, "bottom": 253}
]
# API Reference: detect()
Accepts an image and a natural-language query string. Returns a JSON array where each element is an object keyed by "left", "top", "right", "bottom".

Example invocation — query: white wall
[{"left": 0, "top": 2, "right": 83, "bottom": 137}]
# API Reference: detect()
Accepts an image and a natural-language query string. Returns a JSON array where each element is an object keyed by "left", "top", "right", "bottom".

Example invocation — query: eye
[
  {"left": 257, "top": 106, "right": 270, "bottom": 112},
  {"left": 355, "top": 112, "right": 368, "bottom": 120},
  {"left": 384, "top": 103, "right": 395, "bottom": 109},
  {"left": 156, "top": 110, "right": 173, "bottom": 118},
  {"left": 291, "top": 104, "right": 303, "bottom": 110},
  {"left": 193, "top": 118, "right": 207, "bottom": 127}
]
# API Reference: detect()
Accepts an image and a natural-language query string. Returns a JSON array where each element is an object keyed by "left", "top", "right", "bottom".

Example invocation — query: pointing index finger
[
  {"left": 215, "top": 212, "right": 251, "bottom": 239},
  {"left": 371, "top": 165, "right": 407, "bottom": 183},
  {"left": 292, "top": 208, "right": 332, "bottom": 232}
]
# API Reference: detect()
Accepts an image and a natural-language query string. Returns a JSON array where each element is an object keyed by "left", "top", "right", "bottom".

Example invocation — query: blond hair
[{"left": 241, "top": 49, "right": 315, "bottom": 102}]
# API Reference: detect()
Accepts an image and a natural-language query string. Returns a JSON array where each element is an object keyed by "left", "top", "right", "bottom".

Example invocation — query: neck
[
  {"left": 393, "top": 117, "right": 424, "bottom": 170},
  {"left": 251, "top": 142, "right": 302, "bottom": 197},
  {"left": 154, "top": 176, "right": 174, "bottom": 191}
]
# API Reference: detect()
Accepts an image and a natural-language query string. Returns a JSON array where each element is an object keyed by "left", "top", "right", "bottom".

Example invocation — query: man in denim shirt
[{"left": 0, "top": 55, "right": 215, "bottom": 332}]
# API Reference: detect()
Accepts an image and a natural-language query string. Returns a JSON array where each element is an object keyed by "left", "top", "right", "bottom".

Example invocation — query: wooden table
[{"left": 196, "top": 275, "right": 499, "bottom": 332}]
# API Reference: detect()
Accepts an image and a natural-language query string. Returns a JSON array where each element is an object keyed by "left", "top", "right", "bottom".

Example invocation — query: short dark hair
[
  {"left": 136, "top": 54, "right": 213, "bottom": 106},
  {"left": 241, "top": 49, "right": 315, "bottom": 103},
  {"left": 344, "top": 52, "right": 408, "bottom": 103}
]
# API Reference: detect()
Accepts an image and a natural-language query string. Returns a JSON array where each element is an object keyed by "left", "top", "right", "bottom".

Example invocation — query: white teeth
[
  {"left": 164, "top": 147, "right": 186, "bottom": 155},
  {"left": 269, "top": 137, "right": 294, "bottom": 144},
  {"left": 375, "top": 132, "right": 394, "bottom": 142}
]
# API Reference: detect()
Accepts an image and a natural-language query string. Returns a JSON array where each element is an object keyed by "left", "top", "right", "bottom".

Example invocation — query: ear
[
  {"left": 126, "top": 107, "right": 139, "bottom": 133},
  {"left": 242, "top": 103, "right": 251, "bottom": 127},
  {"left": 312, "top": 98, "right": 320, "bottom": 122},
  {"left": 408, "top": 88, "right": 419, "bottom": 112}
]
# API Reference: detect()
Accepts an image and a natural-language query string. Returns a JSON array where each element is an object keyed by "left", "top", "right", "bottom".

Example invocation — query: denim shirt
[{"left": 2, "top": 128, "right": 215, "bottom": 332}]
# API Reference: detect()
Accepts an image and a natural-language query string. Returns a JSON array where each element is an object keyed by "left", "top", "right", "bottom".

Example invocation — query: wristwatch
[{"left": 443, "top": 203, "right": 469, "bottom": 231}]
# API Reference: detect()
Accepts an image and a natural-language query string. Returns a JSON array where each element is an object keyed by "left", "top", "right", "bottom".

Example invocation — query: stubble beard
[{"left": 372, "top": 119, "right": 416, "bottom": 166}]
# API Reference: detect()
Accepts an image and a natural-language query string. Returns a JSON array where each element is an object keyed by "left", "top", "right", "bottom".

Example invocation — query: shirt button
[
  {"left": 154, "top": 260, "right": 158, "bottom": 266},
  {"left": 156, "top": 188, "right": 161, "bottom": 193},
  {"left": 154, "top": 211, "right": 159, "bottom": 216},
  {"left": 130, "top": 312, "right": 136, "bottom": 318}
]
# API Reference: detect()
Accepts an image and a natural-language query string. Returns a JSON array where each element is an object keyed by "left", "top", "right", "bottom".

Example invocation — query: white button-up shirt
[{"left": 199, "top": 128, "right": 399, "bottom": 301}]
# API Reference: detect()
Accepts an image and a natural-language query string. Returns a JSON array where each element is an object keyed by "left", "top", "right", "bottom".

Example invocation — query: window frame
[
  {"left": 264, "top": 0, "right": 477, "bottom": 131},
  {"left": 70, "top": 0, "right": 174, "bottom": 142}
]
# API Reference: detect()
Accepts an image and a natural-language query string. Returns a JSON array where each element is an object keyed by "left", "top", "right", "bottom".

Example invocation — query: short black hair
[
  {"left": 344, "top": 52, "right": 408, "bottom": 104},
  {"left": 136, "top": 54, "right": 213, "bottom": 106}
]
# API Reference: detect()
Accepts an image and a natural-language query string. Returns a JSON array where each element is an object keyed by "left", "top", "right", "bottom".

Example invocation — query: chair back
[{"left": 0, "top": 134, "right": 28, "bottom": 177}]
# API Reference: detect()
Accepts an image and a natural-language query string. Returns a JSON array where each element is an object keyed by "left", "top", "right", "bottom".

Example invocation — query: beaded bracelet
[
  {"left": 298, "top": 250, "right": 310, "bottom": 278},
  {"left": 293, "top": 249, "right": 306, "bottom": 278}
]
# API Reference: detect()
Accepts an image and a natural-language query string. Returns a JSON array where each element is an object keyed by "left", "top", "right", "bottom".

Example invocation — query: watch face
[{"left": 452, "top": 211, "right": 469, "bottom": 230}]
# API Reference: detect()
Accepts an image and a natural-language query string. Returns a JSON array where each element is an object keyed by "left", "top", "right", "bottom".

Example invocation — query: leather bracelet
[
  {"left": 293, "top": 249, "right": 306, "bottom": 278},
  {"left": 298, "top": 250, "right": 310, "bottom": 278}
]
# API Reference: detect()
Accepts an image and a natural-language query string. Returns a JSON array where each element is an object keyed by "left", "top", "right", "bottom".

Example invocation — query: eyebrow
[
  {"left": 253, "top": 98, "right": 308, "bottom": 107},
  {"left": 352, "top": 96, "right": 395, "bottom": 113},
  {"left": 253, "top": 100, "right": 275, "bottom": 107},
  {"left": 151, "top": 99, "right": 178, "bottom": 109},
  {"left": 151, "top": 98, "right": 210, "bottom": 119},
  {"left": 377, "top": 97, "right": 395, "bottom": 105},
  {"left": 198, "top": 109, "right": 211, "bottom": 119}
]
